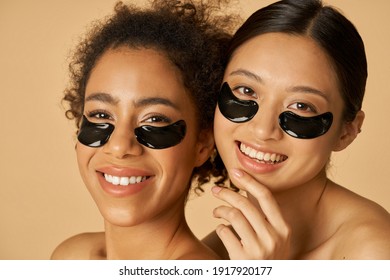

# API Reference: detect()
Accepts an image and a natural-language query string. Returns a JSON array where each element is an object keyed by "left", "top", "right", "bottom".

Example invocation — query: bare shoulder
[
  {"left": 177, "top": 241, "right": 221, "bottom": 260},
  {"left": 330, "top": 185, "right": 390, "bottom": 259},
  {"left": 51, "top": 232, "right": 106, "bottom": 260}
]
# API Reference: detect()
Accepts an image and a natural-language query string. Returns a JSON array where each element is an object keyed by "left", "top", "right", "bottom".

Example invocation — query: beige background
[{"left": 1, "top": 0, "right": 389, "bottom": 260}]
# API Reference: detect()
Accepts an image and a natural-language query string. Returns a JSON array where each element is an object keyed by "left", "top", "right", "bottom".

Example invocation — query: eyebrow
[
  {"left": 229, "top": 69, "right": 328, "bottom": 100},
  {"left": 85, "top": 92, "right": 179, "bottom": 109},
  {"left": 134, "top": 97, "right": 179, "bottom": 110},
  {"left": 229, "top": 69, "right": 263, "bottom": 84},
  {"left": 287, "top": 86, "right": 329, "bottom": 100},
  {"left": 85, "top": 92, "right": 119, "bottom": 105}
]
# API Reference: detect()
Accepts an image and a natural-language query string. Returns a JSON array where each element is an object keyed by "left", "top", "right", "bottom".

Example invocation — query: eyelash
[
  {"left": 87, "top": 110, "right": 112, "bottom": 120},
  {"left": 86, "top": 110, "right": 172, "bottom": 126},
  {"left": 233, "top": 86, "right": 257, "bottom": 98},
  {"left": 288, "top": 102, "right": 318, "bottom": 114},
  {"left": 143, "top": 114, "right": 172, "bottom": 124}
]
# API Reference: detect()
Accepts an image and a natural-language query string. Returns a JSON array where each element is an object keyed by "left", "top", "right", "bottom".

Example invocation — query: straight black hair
[{"left": 226, "top": 0, "right": 367, "bottom": 122}]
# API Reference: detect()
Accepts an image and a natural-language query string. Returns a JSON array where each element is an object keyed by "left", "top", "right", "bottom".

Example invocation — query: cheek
[
  {"left": 289, "top": 137, "right": 334, "bottom": 172},
  {"left": 214, "top": 110, "right": 239, "bottom": 168},
  {"left": 153, "top": 150, "right": 193, "bottom": 201},
  {"left": 75, "top": 144, "right": 95, "bottom": 181},
  {"left": 157, "top": 137, "right": 199, "bottom": 181},
  {"left": 214, "top": 109, "right": 232, "bottom": 145},
  {"left": 214, "top": 109, "right": 231, "bottom": 143}
]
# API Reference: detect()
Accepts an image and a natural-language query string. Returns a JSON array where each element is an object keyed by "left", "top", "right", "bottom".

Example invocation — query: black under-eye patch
[
  {"left": 77, "top": 115, "right": 186, "bottom": 149},
  {"left": 218, "top": 82, "right": 259, "bottom": 123},
  {"left": 134, "top": 120, "right": 186, "bottom": 149},
  {"left": 278, "top": 111, "right": 333, "bottom": 139},
  {"left": 218, "top": 82, "right": 333, "bottom": 139},
  {"left": 78, "top": 115, "right": 114, "bottom": 147}
]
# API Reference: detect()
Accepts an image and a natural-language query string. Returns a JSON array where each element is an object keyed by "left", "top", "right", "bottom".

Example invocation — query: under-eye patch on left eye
[
  {"left": 218, "top": 82, "right": 259, "bottom": 123},
  {"left": 278, "top": 111, "right": 333, "bottom": 139},
  {"left": 78, "top": 116, "right": 186, "bottom": 149},
  {"left": 78, "top": 115, "right": 114, "bottom": 147},
  {"left": 134, "top": 120, "right": 186, "bottom": 149}
]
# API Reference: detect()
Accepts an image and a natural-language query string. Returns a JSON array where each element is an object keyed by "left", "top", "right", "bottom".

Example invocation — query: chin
[{"left": 98, "top": 206, "right": 146, "bottom": 227}]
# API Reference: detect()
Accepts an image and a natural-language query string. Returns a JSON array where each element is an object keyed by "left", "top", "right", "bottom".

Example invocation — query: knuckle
[
  {"left": 252, "top": 248, "right": 264, "bottom": 259},
  {"left": 235, "top": 196, "right": 250, "bottom": 209},
  {"left": 249, "top": 247, "right": 265, "bottom": 260},
  {"left": 226, "top": 208, "right": 242, "bottom": 220},
  {"left": 263, "top": 240, "right": 276, "bottom": 254},
  {"left": 280, "top": 224, "right": 292, "bottom": 239},
  {"left": 257, "top": 187, "right": 272, "bottom": 200}
]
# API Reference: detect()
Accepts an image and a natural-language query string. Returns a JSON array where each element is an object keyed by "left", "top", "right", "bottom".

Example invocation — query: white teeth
[
  {"left": 240, "top": 143, "right": 286, "bottom": 164},
  {"left": 104, "top": 174, "right": 147, "bottom": 186},
  {"left": 120, "top": 177, "right": 129, "bottom": 185},
  {"left": 112, "top": 176, "right": 120, "bottom": 185},
  {"left": 256, "top": 151, "right": 263, "bottom": 161},
  {"left": 129, "top": 176, "right": 136, "bottom": 184}
]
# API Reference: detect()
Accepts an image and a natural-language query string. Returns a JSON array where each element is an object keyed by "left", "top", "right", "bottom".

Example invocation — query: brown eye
[
  {"left": 95, "top": 113, "right": 109, "bottom": 119},
  {"left": 144, "top": 114, "right": 171, "bottom": 124},
  {"left": 235, "top": 86, "right": 257, "bottom": 98},
  {"left": 288, "top": 102, "right": 317, "bottom": 113},
  {"left": 88, "top": 111, "right": 112, "bottom": 120}
]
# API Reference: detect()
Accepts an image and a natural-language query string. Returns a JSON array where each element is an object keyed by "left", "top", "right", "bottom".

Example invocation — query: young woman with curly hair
[{"left": 51, "top": 0, "right": 236, "bottom": 260}]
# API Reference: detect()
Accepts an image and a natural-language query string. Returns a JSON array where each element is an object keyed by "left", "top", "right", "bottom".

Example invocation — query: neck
[{"left": 103, "top": 197, "right": 193, "bottom": 259}]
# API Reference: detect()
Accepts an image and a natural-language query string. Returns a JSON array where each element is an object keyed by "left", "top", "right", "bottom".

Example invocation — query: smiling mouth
[
  {"left": 103, "top": 174, "right": 150, "bottom": 186},
  {"left": 239, "top": 142, "right": 287, "bottom": 164}
]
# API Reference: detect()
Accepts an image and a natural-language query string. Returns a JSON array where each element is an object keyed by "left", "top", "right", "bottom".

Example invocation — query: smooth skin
[
  {"left": 52, "top": 47, "right": 217, "bottom": 260},
  {"left": 203, "top": 33, "right": 390, "bottom": 259}
]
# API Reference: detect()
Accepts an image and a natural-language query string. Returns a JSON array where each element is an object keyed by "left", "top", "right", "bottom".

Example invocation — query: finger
[
  {"left": 212, "top": 189, "right": 275, "bottom": 248},
  {"left": 213, "top": 205, "right": 259, "bottom": 244},
  {"left": 212, "top": 185, "right": 266, "bottom": 217},
  {"left": 212, "top": 186, "right": 269, "bottom": 232},
  {"left": 229, "top": 169, "right": 289, "bottom": 233},
  {"left": 213, "top": 206, "right": 256, "bottom": 235},
  {"left": 215, "top": 224, "right": 244, "bottom": 259}
]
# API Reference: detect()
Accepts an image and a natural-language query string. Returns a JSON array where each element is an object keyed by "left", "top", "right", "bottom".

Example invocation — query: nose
[
  {"left": 102, "top": 122, "right": 143, "bottom": 159},
  {"left": 247, "top": 105, "right": 283, "bottom": 141}
]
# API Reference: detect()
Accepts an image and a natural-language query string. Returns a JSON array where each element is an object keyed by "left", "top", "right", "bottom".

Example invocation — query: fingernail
[
  {"left": 231, "top": 168, "right": 243, "bottom": 178},
  {"left": 211, "top": 186, "right": 222, "bottom": 194}
]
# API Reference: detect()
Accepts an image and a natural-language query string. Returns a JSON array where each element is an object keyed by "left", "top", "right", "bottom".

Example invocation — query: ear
[
  {"left": 333, "top": 110, "right": 365, "bottom": 152},
  {"left": 194, "top": 128, "right": 215, "bottom": 167}
]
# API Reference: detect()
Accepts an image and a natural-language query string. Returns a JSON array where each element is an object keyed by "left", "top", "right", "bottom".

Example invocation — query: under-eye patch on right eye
[
  {"left": 218, "top": 82, "right": 259, "bottom": 123},
  {"left": 134, "top": 120, "right": 186, "bottom": 149},
  {"left": 278, "top": 111, "right": 333, "bottom": 139},
  {"left": 78, "top": 115, "right": 115, "bottom": 147}
]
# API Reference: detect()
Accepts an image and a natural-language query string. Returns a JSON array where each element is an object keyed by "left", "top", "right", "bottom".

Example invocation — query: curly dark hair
[{"left": 62, "top": 0, "right": 237, "bottom": 191}]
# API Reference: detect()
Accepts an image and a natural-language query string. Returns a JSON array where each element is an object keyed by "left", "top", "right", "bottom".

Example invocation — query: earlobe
[
  {"left": 333, "top": 110, "right": 365, "bottom": 152},
  {"left": 195, "top": 129, "right": 215, "bottom": 167}
]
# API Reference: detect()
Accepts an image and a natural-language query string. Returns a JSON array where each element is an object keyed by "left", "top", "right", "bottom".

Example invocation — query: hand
[{"left": 212, "top": 168, "right": 291, "bottom": 259}]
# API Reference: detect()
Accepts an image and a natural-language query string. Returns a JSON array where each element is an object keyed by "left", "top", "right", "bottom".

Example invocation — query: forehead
[
  {"left": 86, "top": 47, "right": 187, "bottom": 100},
  {"left": 88, "top": 47, "right": 183, "bottom": 91},
  {"left": 227, "top": 33, "right": 340, "bottom": 97}
]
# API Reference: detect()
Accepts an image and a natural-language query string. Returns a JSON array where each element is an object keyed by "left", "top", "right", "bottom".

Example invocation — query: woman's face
[
  {"left": 214, "top": 33, "right": 347, "bottom": 191},
  {"left": 76, "top": 47, "right": 211, "bottom": 227}
]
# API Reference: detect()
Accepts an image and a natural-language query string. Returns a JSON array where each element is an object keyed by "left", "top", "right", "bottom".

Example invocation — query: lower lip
[
  {"left": 97, "top": 173, "right": 151, "bottom": 197},
  {"left": 235, "top": 142, "right": 285, "bottom": 174}
]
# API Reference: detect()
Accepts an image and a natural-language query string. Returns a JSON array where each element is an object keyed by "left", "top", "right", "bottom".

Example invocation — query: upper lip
[
  {"left": 96, "top": 166, "right": 154, "bottom": 177},
  {"left": 237, "top": 141, "right": 288, "bottom": 163}
]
